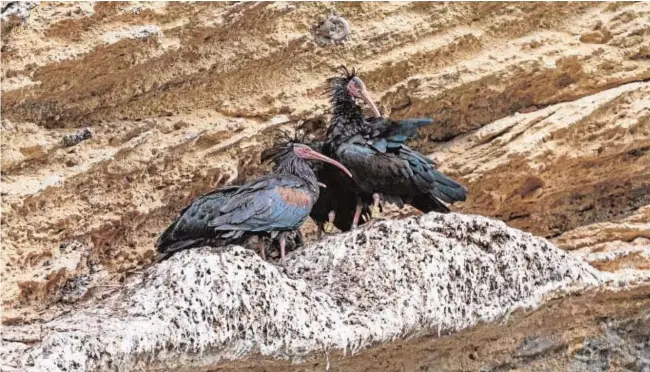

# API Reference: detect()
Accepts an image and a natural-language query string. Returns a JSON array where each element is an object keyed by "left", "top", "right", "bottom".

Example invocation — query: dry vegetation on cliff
[{"left": 1, "top": 2, "right": 649, "bottom": 371}]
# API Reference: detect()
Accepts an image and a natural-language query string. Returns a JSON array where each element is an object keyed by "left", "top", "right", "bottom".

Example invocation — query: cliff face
[
  {"left": 0, "top": 213, "right": 608, "bottom": 371},
  {"left": 1, "top": 2, "right": 649, "bottom": 371}
]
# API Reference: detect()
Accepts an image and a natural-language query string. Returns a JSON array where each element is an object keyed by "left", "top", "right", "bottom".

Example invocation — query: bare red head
[
  {"left": 292, "top": 144, "right": 353, "bottom": 178},
  {"left": 346, "top": 76, "right": 381, "bottom": 118}
]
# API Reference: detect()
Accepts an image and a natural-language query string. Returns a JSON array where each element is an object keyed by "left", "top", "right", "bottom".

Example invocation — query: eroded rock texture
[
  {"left": 0, "top": 213, "right": 602, "bottom": 371},
  {"left": 1, "top": 2, "right": 649, "bottom": 371}
]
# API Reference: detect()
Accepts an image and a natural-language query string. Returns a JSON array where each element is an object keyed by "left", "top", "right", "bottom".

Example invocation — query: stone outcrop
[
  {"left": 1, "top": 2, "right": 649, "bottom": 371},
  {"left": 1, "top": 213, "right": 604, "bottom": 371}
]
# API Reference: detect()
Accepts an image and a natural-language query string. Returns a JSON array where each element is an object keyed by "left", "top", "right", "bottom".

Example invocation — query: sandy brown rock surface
[{"left": 1, "top": 1, "right": 649, "bottom": 370}]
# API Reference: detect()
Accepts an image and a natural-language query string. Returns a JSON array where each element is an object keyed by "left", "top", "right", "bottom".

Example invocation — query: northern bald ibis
[
  {"left": 156, "top": 133, "right": 353, "bottom": 263},
  {"left": 318, "top": 66, "right": 467, "bottom": 229}
]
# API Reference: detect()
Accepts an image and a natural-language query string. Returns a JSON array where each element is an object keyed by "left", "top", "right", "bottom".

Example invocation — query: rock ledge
[{"left": 1, "top": 213, "right": 602, "bottom": 371}]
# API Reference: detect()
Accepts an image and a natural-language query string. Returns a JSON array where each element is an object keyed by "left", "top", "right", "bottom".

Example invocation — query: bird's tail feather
[
  {"left": 410, "top": 194, "right": 450, "bottom": 214},
  {"left": 398, "top": 118, "right": 435, "bottom": 128},
  {"left": 154, "top": 219, "right": 179, "bottom": 250},
  {"left": 154, "top": 238, "right": 208, "bottom": 262},
  {"left": 429, "top": 182, "right": 468, "bottom": 204},
  {"left": 426, "top": 167, "right": 468, "bottom": 203}
]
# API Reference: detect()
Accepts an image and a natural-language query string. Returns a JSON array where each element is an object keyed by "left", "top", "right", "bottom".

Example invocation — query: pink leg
[{"left": 351, "top": 200, "right": 363, "bottom": 229}]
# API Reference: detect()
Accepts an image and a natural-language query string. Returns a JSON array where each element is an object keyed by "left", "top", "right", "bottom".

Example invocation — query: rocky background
[{"left": 1, "top": 1, "right": 649, "bottom": 371}]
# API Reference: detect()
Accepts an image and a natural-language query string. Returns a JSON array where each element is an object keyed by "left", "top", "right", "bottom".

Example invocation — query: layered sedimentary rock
[{"left": 1, "top": 2, "right": 649, "bottom": 371}]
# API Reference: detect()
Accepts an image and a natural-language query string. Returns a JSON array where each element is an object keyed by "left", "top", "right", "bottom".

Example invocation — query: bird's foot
[
  {"left": 323, "top": 221, "right": 335, "bottom": 234},
  {"left": 370, "top": 205, "right": 383, "bottom": 219},
  {"left": 364, "top": 219, "right": 378, "bottom": 229}
]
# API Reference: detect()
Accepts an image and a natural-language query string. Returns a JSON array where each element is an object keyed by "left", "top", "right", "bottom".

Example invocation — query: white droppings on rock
[
  {"left": 2, "top": 213, "right": 602, "bottom": 371},
  {"left": 101, "top": 25, "right": 161, "bottom": 44},
  {"left": 1, "top": 1, "right": 38, "bottom": 22},
  {"left": 269, "top": 114, "right": 291, "bottom": 126},
  {"left": 42, "top": 174, "right": 64, "bottom": 188}
]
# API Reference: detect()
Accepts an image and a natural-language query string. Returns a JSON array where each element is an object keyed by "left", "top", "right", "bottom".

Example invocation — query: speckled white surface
[{"left": 1, "top": 212, "right": 602, "bottom": 371}]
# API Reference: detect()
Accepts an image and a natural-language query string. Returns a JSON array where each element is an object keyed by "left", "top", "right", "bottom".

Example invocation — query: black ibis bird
[
  {"left": 307, "top": 117, "right": 442, "bottom": 234},
  {"left": 311, "top": 117, "right": 443, "bottom": 233},
  {"left": 307, "top": 139, "right": 371, "bottom": 236},
  {"left": 155, "top": 133, "right": 353, "bottom": 263},
  {"left": 319, "top": 66, "right": 468, "bottom": 228}
]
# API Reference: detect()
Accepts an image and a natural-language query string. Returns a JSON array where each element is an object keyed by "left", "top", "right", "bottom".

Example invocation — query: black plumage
[
  {"left": 318, "top": 67, "right": 468, "bottom": 228},
  {"left": 155, "top": 133, "right": 352, "bottom": 262},
  {"left": 307, "top": 140, "right": 371, "bottom": 235},
  {"left": 307, "top": 117, "right": 437, "bottom": 233}
]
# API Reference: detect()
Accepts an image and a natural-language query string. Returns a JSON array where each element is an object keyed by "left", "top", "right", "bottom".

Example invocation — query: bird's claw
[
  {"left": 370, "top": 205, "right": 382, "bottom": 219},
  {"left": 364, "top": 219, "right": 378, "bottom": 229},
  {"left": 323, "top": 221, "right": 335, "bottom": 234}
]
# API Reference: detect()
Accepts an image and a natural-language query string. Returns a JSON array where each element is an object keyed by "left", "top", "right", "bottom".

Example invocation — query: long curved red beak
[
  {"left": 360, "top": 88, "right": 381, "bottom": 118},
  {"left": 301, "top": 147, "right": 353, "bottom": 178}
]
